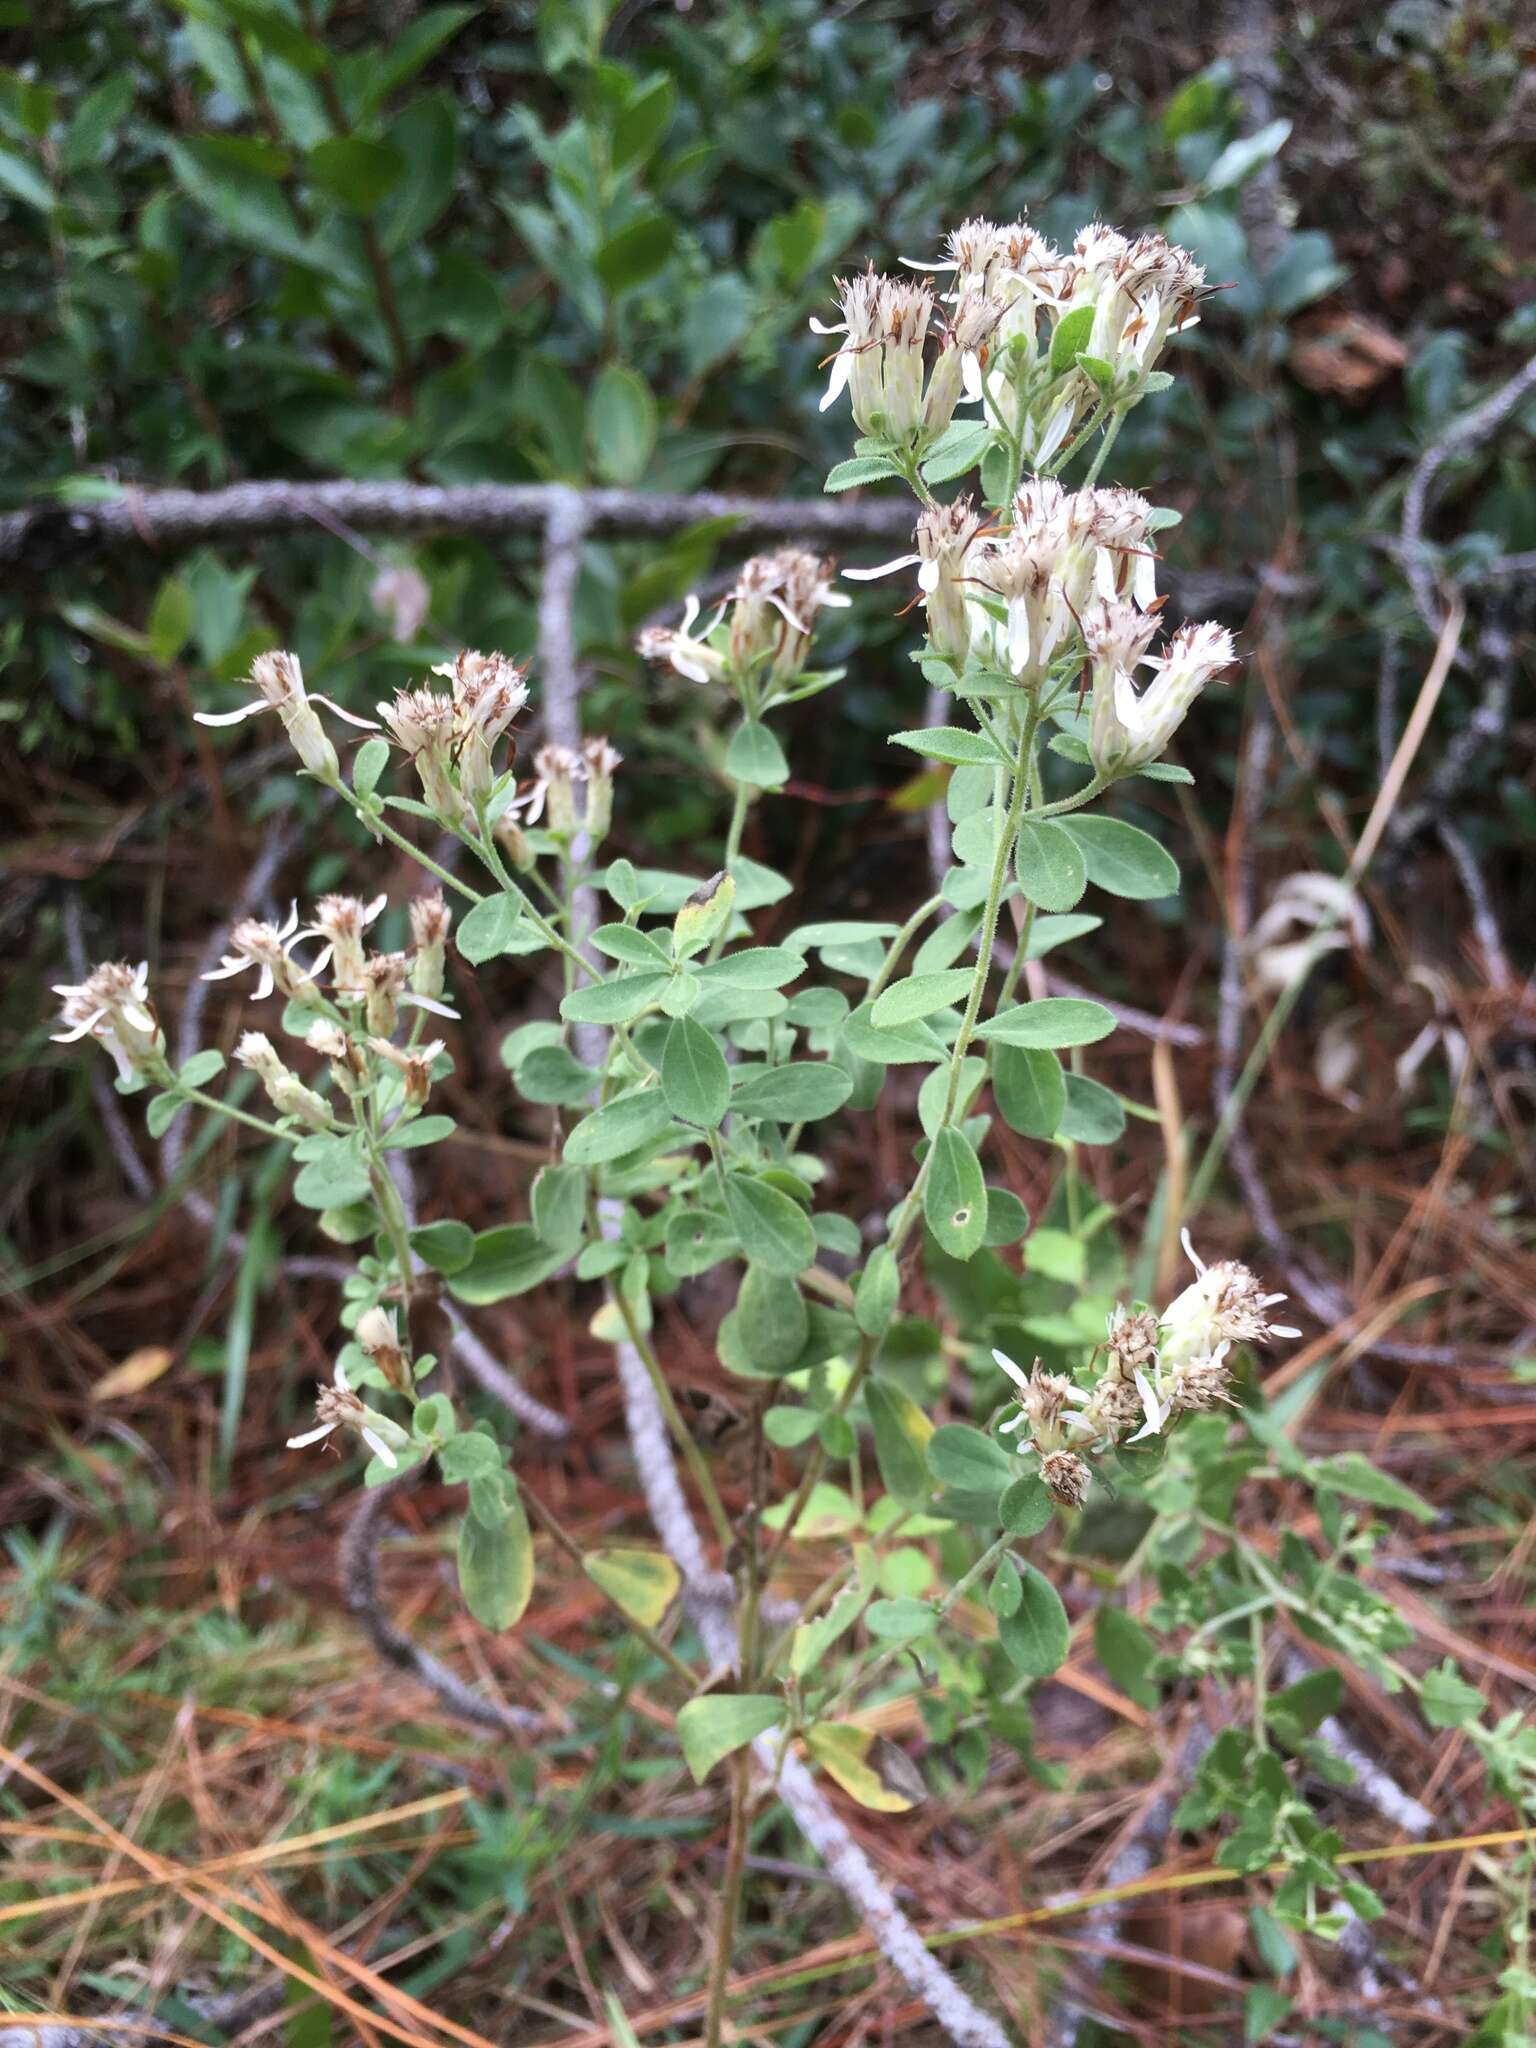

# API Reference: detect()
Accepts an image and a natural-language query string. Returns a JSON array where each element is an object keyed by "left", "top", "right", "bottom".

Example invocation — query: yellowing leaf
[
  {"left": 806, "top": 1724, "right": 921, "bottom": 1812},
  {"left": 93, "top": 1346, "right": 174, "bottom": 1400},
  {"left": 585, "top": 1548, "right": 681, "bottom": 1628}
]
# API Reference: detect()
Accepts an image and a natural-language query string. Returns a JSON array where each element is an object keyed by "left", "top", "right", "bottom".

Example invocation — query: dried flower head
[
  {"left": 52, "top": 960, "right": 170, "bottom": 1085},
  {"left": 369, "top": 1034, "right": 445, "bottom": 1108},
  {"left": 1041, "top": 1448, "right": 1091, "bottom": 1508}
]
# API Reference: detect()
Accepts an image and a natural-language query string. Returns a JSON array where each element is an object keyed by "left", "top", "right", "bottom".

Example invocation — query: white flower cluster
[
  {"left": 638, "top": 547, "right": 850, "bottom": 696},
  {"left": 852, "top": 475, "right": 1236, "bottom": 776},
  {"left": 882, "top": 216, "right": 1208, "bottom": 459},
  {"left": 376, "top": 649, "right": 530, "bottom": 829},
  {"left": 995, "top": 1232, "right": 1300, "bottom": 1506}
]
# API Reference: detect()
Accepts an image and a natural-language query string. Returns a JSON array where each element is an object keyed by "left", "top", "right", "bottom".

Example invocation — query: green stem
[
  {"left": 703, "top": 1748, "right": 753, "bottom": 2048},
  {"left": 1079, "top": 408, "right": 1125, "bottom": 489},
  {"left": 358, "top": 804, "right": 485, "bottom": 905},
  {"left": 820, "top": 1531, "right": 1013, "bottom": 1723},
  {"left": 178, "top": 1087, "right": 292, "bottom": 1141}
]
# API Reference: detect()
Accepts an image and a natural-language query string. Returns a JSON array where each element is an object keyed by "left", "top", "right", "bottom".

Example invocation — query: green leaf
[
  {"left": 306, "top": 137, "right": 405, "bottom": 213},
  {"left": 1094, "top": 1606, "right": 1159, "bottom": 1709},
  {"left": 293, "top": 1141, "right": 372, "bottom": 1211},
  {"left": 1014, "top": 816, "right": 1088, "bottom": 912},
  {"left": 589, "top": 362, "right": 657, "bottom": 485},
  {"left": 865, "top": 1379, "right": 933, "bottom": 1503},
  {"left": 926, "top": 1423, "right": 1013, "bottom": 1495},
  {"left": 1310, "top": 1452, "right": 1436, "bottom": 1524},
  {"left": 662, "top": 1207, "right": 737, "bottom": 1278},
  {"left": 824, "top": 455, "right": 900, "bottom": 491},
  {"left": 976, "top": 998, "right": 1116, "bottom": 1050},
  {"left": 865, "top": 1597, "right": 936, "bottom": 1640},
  {"left": 166, "top": 136, "right": 308, "bottom": 264},
  {"left": 1048, "top": 302, "right": 1097, "bottom": 375},
  {"left": 377, "top": 92, "right": 458, "bottom": 251},
  {"left": 177, "top": 1049, "right": 227, "bottom": 1089},
  {"left": 560, "top": 973, "right": 671, "bottom": 1025},
  {"left": 854, "top": 1245, "right": 900, "bottom": 1340},
  {"left": 996, "top": 1561, "right": 1069, "bottom": 1678},
  {"left": 989, "top": 1552, "right": 1023, "bottom": 1617},
  {"left": 919, "top": 419, "right": 994, "bottom": 484},
  {"left": 513, "top": 1043, "right": 598, "bottom": 1106},
  {"left": 660, "top": 1015, "right": 730, "bottom": 1129},
  {"left": 1061, "top": 816, "right": 1180, "bottom": 901},
  {"left": 924, "top": 1126, "right": 987, "bottom": 1260},
  {"left": 1205, "top": 116, "right": 1291, "bottom": 193},
  {"left": 722, "top": 1174, "right": 816, "bottom": 1276},
  {"left": 1418, "top": 1659, "right": 1485, "bottom": 1730},
  {"left": 735, "top": 1267, "right": 809, "bottom": 1372},
  {"left": 681, "top": 272, "right": 756, "bottom": 375},
  {"left": 890, "top": 726, "right": 1004, "bottom": 768},
  {"left": 564, "top": 1090, "right": 676, "bottom": 1167},
  {"left": 595, "top": 211, "right": 675, "bottom": 294},
  {"left": 1265, "top": 1669, "right": 1340, "bottom": 1741},
  {"left": 981, "top": 1187, "right": 1030, "bottom": 1246},
  {"left": 457, "top": 1488, "right": 533, "bottom": 1630},
  {"left": 993, "top": 1043, "right": 1067, "bottom": 1139},
  {"left": 409, "top": 1219, "right": 474, "bottom": 1274},
  {"left": 590, "top": 923, "right": 671, "bottom": 967},
  {"left": 730, "top": 1062, "right": 852, "bottom": 1125},
  {"left": 457, "top": 894, "right": 523, "bottom": 964},
  {"left": 585, "top": 1548, "right": 681, "bottom": 1628},
  {"left": 146, "top": 1094, "right": 181, "bottom": 1139},
  {"left": 382, "top": 1114, "right": 455, "bottom": 1150},
  {"left": 611, "top": 73, "right": 676, "bottom": 172},
  {"left": 1244, "top": 1985, "right": 1292, "bottom": 2045},
  {"left": 697, "top": 946, "right": 804, "bottom": 989},
  {"left": 871, "top": 969, "right": 974, "bottom": 1029},
  {"left": 1056, "top": 1072, "right": 1125, "bottom": 1144},
  {"left": 999, "top": 1474, "right": 1053, "bottom": 1536},
  {"left": 448, "top": 1225, "right": 564, "bottom": 1304},
  {"left": 148, "top": 576, "right": 195, "bottom": 663},
  {"left": 723, "top": 719, "right": 790, "bottom": 791},
  {"left": 676, "top": 1695, "right": 784, "bottom": 1783},
  {"left": 352, "top": 735, "right": 390, "bottom": 801},
  {"left": 531, "top": 1163, "right": 586, "bottom": 1254}
]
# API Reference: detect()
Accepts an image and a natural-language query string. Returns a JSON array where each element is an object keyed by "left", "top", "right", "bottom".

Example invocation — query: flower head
[
  {"left": 843, "top": 497, "right": 988, "bottom": 666},
  {"left": 1040, "top": 1448, "right": 1091, "bottom": 1508},
  {"left": 726, "top": 549, "right": 851, "bottom": 686},
  {"left": 1090, "top": 619, "right": 1235, "bottom": 778},
  {"left": 195, "top": 651, "right": 377, "bottom": 782},
  {"left": 355, "top": 1304, "right": 410, "bottom": 1394},
  {"left": 52, "top": 960, "right": 170, "bottom": 1085},
  {"left": 287, "top": 1359, "right": 409, "bottom": 1468},
  {"left": 637, "top": 593, "right": 730, "bottom": 686},
  {"left": 812, "top": 270, "right": 976, "bottom": 447},
  {"left": 1160, "top": 1230, "right": 1301, "bottom": 1368},
  {"left": 369, "top": 1034, "right": 445, "bottom": 1108},
  {"left": 201, "top": 904, "right": 311, "bottom": 1004},
  {"left": 306, "top": 893, "right": 387, "bottom": 994}
]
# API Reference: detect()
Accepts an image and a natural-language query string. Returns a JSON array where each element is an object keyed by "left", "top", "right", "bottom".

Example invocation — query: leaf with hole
[{"left": 923, "top": 1126, "right": 987, "bottom": 1260}]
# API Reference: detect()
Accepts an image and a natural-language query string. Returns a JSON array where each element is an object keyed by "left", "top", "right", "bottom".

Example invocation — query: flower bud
[
  {"left": 581, "top": 738, "right": 622, "bottom": 843},
  {"left": 235, "top": 1030, "right": 330, "bottom": 1129},
  {"left": 672, "top": 870, "right": 735, "bottom": 960},
  {"left": 306, "top": 1017, "right": 366, "bottom": 1089},
  {"left": 356, "top": 1305, "right": 411, "bottom": 1395},
  {"left": 1041, "top": 1448, "right": 1091, "bottom": 1508},
  {"left": 310, "top": 893, "right": 387, "bottom": 996}
]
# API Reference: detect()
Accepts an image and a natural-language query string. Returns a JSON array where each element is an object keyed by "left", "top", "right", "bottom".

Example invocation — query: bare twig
[{"left": 1399, "top": 349, "right": 1536, "bottom": 637}]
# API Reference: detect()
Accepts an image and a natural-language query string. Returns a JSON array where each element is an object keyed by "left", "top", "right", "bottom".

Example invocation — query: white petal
[
  {"left": 361, "top": 893, "right": 388, "bottom": 926},
  {"left": 402, "top": 992, "right": 460, "bottom": 1019},
  {"left": 680, "top": 593, "right": 701, "bottom": 633},
  {"left": 309, "top": 693, "right": 382, "bottom": 731},
  {"left": 335, "top": 1359, "right": 351, "bottom": 1390},
  {"left": 843, "top": 554, "right": 921, "bottom": 582},
  {"left": 671, "top": 652, "right": 714, "bottom": 685},
  {"left": 277, "top": 901, "right": 301, "bottom": 940},
  {"left": 807, "top": 315, "right": 847, "bottom": 335},
  {"left": 1034, "top": 400, "right": 1075, "bottom": 468},
  {"left": 361, "top": 1428, "right": 399, "bottom": 1469},
  {"left": 201, "top": 957, "right": 249, "bottom": 983},
  {"left": 287, "top": 1423, "right": 337, "bottom": 1448},
  {"left": 917, "top": 560, "right": 941, "bottom": 593},
  {"left": 1271, "top": 1325, "right": 1301, "bottom": 1340},
  {"left": 51, "top": 1012, "right": 104, "bottom": 1043},
  {"left": 1007, "top": 597, "right": 1031, "bottom": 669},
  {"left": 998, "top": 1412, "right": 1027, "bottom": 1434},
  {"left": 991, "top": 1347, "right": 1030, "bottom": 1391},
  {"left": 194, "top": 701, "right": 266, "bottom": 727},
  {"left": 254, "top": 964, "right": 275, "bottom": 1001},
  {"left": 818, "top": 352, "right": 851, "bottom": 413},
  {"left": 1180, "top": 1227, "right": 1205, "bottom": 1275},
  {"left": 819, "top": 590, "right": 853, "bottom": 608}
]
